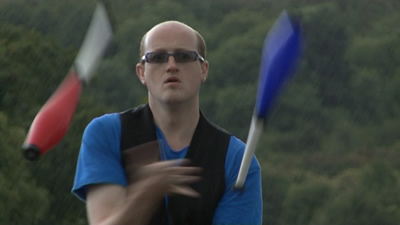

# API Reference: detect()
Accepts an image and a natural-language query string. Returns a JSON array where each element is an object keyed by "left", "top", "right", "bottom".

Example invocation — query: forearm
[
  {"left": 87, "top": 159, "right": 201, "bottom": 225},
  {"left": 87, "top": 182, "right": 164, "bottom": 225}
]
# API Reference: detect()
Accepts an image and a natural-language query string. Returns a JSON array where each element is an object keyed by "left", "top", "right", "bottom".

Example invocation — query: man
[{"left": 72, "top": 20, "right": 262, "bottom": 225}]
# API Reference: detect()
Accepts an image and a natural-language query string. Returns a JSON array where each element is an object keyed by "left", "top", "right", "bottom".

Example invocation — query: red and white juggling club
[
  {"left": 234, "top": 11, "right": 303, "bottom": 189},
  {"left": 22, "top": 2, "right": 114, "bottom": 160}
]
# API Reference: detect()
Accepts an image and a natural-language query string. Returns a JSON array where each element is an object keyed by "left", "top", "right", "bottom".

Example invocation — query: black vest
[{"left": 120, "top": 104, "right": 231, "bottom": 225}]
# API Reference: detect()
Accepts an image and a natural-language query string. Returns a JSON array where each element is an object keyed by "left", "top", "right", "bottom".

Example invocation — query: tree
[
  {"left": 299, "top": 3, "right": 352, "bottom": 107},
  {"left": 313, "top": 163, "right": 400, "bottom": 225},
  {"left": 0, "top": 22, "right": 87, "bottom": 224},
  {"left": 0, "top": 23, "right": 75, "bottom": 127},
  {"left": 0, "top": 112, "right": 50, "bottom": 224}
]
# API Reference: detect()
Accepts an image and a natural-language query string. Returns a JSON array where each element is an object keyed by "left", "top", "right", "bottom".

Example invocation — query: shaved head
[{"left": 139, "top": 21, "right": 206, "bottom": 62}]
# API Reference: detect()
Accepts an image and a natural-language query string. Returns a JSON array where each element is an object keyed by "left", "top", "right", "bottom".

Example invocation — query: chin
[
  {"left": 162, "top": 94, "right": 194, "bottom": 105},
  {"left": 155, "top": 90, "right": 198, "bottom": 105},
  {"left": 163, "top": 97, "right": 185, "bottom": 104}
]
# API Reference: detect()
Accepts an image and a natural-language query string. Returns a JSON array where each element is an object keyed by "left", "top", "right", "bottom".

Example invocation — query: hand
[{"left": 127, "top": 159, "right": 202, "bottom": 198}]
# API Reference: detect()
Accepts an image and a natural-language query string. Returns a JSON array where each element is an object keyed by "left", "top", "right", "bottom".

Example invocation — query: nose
[{"left": 166, "top": 55, "right": 178, "bottom": 72}]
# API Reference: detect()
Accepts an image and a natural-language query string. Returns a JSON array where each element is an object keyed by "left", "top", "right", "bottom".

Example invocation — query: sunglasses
[{"left": 141, "top": 51, "right": 205, "bottom": 64}]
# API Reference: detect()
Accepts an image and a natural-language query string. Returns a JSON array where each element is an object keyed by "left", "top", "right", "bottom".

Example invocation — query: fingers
[
  {"left": 164, "top": 165, "right": 203, "bottom": 177},
  {"left": 130, "top": 159, "right": 202, "bottom": 198},
  {"left": 169, "top": 174, "right": 202, "bottom": 184},
  {"left": 166, "top": 174, "right": 202, "bottom": 198},
  {"left": 152, "top": 158, "right": 192, "bottom": 167},
  {"left": 169, "top": 185, "right": 200, "bottom": 198}
]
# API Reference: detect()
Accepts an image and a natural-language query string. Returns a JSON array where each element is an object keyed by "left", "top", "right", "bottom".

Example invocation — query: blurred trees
[
  {"left": 0, "top": 0, "right": 399, "bottom": 224},
  {"left": 0, "top": 112, "right": 50, "bottom": 224}
]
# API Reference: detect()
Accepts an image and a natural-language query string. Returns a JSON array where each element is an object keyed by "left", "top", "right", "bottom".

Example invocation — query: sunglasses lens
[
  {"left": 174, "top": 51, "right": 196, "bottom": 63},
  {"left": 144, "top": 51, "right": 199, "bottom": 63},
  {"left": 147, "top": 52, "right": 168, "bottom": 63}
]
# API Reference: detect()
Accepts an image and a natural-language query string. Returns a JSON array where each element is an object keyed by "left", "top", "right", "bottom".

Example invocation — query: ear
[
  {"left": 136, "top": 63, "right": 146, "bottom": 85},
  {"left": 201, "top": 61, "right": 209, "bottom": 83}
]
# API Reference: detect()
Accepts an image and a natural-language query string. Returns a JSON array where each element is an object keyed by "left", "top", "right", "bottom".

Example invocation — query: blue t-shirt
[{"left": 72, "top": 113, "right": 262, "bottom": 225}]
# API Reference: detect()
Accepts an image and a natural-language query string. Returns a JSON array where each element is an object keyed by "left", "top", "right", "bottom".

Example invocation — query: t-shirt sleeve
[
  {"left": 212, "top": 136, "right": 263, "bottom": 225},
  {"left": 71, "top": 113, "right": 127, "bottom": 201}
]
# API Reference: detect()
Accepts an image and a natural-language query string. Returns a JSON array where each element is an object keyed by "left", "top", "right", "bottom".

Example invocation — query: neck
[{"left": 149, "top": 99, "right": 200, "bottom": 150}]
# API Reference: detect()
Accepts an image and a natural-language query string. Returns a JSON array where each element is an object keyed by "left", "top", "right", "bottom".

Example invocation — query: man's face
[{"left": 136, "top": 22, "right": 208, "bottom": 106}]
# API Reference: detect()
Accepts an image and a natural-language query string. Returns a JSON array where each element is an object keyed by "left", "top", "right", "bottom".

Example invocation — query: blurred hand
[{"left": 127, "top": 159, "right": 202, "bottom": 198}]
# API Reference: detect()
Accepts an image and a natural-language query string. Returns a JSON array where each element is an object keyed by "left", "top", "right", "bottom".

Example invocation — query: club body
[
  {"left": 22, "top": 2, "right": 114, "bottom": 160},
  {"left": 234, "top": 10, "right": 302, "bottom": 189}
]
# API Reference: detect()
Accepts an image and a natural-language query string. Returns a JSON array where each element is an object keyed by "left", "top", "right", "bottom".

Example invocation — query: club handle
[
  {"left": 75, "top": 1, "right": 113, "bottom": 83},
  {"left": 234, "top": 116, "right": 264, "bottom": 190}
]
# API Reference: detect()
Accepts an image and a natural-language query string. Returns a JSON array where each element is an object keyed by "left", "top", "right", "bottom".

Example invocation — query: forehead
[{"left": 144, "top": 22, "right": 198, "bottom": 52}]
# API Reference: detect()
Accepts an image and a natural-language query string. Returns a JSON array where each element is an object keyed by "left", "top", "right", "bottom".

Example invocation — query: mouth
[{"left": 165, "top": 76, "right": 180, "bottom": 84}]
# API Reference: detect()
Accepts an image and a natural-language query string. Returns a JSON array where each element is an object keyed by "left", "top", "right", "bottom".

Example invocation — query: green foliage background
[{"left": 1, "top": 0, "right": 399, "bottom": 224}]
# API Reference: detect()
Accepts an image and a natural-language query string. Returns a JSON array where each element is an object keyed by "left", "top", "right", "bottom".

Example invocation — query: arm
[
  {"left": 86, "top": 159, "right": 201, "bottom": 225},
  {"left": 86, "top": 183, "right": 157, "bottom": 225},
  {"left": 72, "top": 115, "right": 201, "bottom": 225}
]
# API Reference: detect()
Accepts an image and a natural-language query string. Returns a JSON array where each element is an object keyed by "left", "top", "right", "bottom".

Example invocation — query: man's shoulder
[
  {"left": 226, "top": 135, "right": 246, "bottom": 157},
  {"left": 92, "top": 112, "right": 120, "bottom": 123},
  {"left": 86, "top": 112, "right": 121, "bottom": 133}
]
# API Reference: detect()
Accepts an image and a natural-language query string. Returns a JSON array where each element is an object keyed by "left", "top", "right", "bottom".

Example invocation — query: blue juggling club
[{"left": 234, "top": 10, "right": 302, "bottom": 189}]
